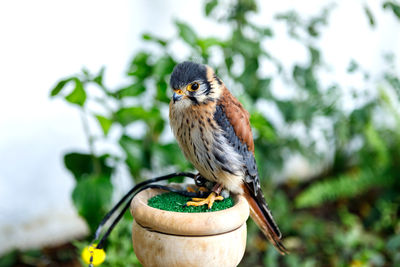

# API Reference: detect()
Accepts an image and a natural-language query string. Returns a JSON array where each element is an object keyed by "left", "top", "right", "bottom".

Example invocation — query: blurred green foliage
[{"left": 44, "top": 0, "right": 400, "bottom": 266}]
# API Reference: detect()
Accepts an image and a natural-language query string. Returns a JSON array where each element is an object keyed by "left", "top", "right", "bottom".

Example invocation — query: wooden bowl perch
[{"left": 130, "top": 187, "right": 250, "bottom": 267}]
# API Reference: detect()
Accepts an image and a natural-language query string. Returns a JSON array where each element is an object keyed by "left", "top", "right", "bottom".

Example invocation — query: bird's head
[{"left": 169, "top": 61, "right": 222, "bottom": 107}]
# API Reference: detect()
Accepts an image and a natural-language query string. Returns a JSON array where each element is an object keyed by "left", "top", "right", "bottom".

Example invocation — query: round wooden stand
[{"left": 130, "top": 188, "right": 249, "bottom": 267}]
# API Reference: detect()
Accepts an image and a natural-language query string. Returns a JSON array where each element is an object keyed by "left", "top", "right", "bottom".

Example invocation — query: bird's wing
[{"left": 215, "top": 87, "right": 288, "bottom": 254}]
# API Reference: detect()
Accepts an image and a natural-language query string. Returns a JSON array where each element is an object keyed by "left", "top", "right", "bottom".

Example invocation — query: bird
[{"left": 169, "top": 61, "right": 287, "bottom": 254}]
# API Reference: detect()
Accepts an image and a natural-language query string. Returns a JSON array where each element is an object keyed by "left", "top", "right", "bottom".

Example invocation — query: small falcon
[{"left": 169, "top": 61, "right": 287, "bottom": 254}]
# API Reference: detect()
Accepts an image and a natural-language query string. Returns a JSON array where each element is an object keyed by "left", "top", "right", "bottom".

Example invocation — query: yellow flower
[
  {"left": 81, "top": 244, "right": 106, "bottom": 266},
  {"left": 350, "top": 260, "right": 363, "bottom": 267}
]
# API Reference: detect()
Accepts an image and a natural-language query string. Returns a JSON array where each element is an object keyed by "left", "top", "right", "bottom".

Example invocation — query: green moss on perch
[{"left": 148, "top": 192, "right": 234, "bottom": 212}]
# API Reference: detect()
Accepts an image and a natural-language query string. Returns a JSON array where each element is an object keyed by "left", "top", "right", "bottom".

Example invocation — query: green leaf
[
  {"left": 175, "top": 21, "right": 197, "bottom": 46},
  {"left": 64, "top": 153, "right": 93, "bottom": 179},
  {"left": 224, "top": 53, "right": 233, "bottom": 70},
  {"left": 262, "top": 27, "right": 273, "bottom": 37},
  {"left": 383, "top": 1, "right": 400, "bottom": 19},
  {"left": 81, "top": 67, "right": 90, "bottom": 78},
  {"left": 364, "top": 5, "right": 375, "bottom": 27},
  {"left": 292, "top": 64, "right": 318, "bottom": 93},
  {"left": 347, "top": 60, "right": 359, "bottom": 73},
  {"left": 153, "top": 56, "right": 175, "bottom": 78},
  {"left": 127, "top": 52, "right": 152, "bottom": 78},
  {"left": 250, "top": 112, "right": 277, "bottom": 141},
  {"left": 0, "top": 250, "right": 18, "bottom": 267},
  {"left": 249, "top": 24, "right": 274, "bottom": 37},
  {"left": 197, "top": 37, "right": 222, "bottom": 51},
  {"left": 95, "top": 115, "right": 113, "bottom": 135},
  {"left": 259, "top": 78, "right": 273, "bottom": 99},
  {"left": 235, "top": 37, "right": 261, "bottom": 58},
  {"left": 65, "top": 78, "right": 86, "bottom": 106},
  {"left": 93, "top": 66, "right": 105, "bottom": 86},
  {"left": 64, "top": 153, "right": 112, "bottom": 180},
  {"left": 156, "top": 80, "right": 170, "bottom": 103},
  {"left": 309, "top": 46, "right": 320, "bottom": 65},
  {"left": 142, "top": 33, "right": 167, "bottom": 46},
  {"left": 205, "top": 0, "right": 218, "bottom": 16},
  {"left": 50, "top": 77, "right": 73, "bottom": 96},
  {"left": 114, "top": 106, "right": 153, "bottom": 126},
  {"left": 72, "top": 175, "right": 113, "bottom": 233},
  {"left": 364, "top": 122, "right": 390, "bottom": 168},
  {"left": 114, "top": 83, "right": 146, "bottom": 99}
]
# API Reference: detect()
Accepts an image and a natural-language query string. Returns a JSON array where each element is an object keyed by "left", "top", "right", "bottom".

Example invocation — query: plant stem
[{"left": 81, "top": 109, "right": 102, "bottom": 175}]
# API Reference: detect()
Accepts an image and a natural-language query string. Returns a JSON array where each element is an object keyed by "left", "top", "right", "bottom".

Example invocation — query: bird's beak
[{"left": 173, "top": 89, "right": 185, "bottom": 103}]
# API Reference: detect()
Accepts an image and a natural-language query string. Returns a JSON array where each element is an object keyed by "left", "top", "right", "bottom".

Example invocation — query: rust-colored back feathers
[{"left": 218, "top": 87, "right": 254, "bottom": 153}]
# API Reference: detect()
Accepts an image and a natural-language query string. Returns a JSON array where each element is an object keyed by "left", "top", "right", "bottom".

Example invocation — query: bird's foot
[{"left": 186, "top": 192, "right": 223, "bottom": 209}]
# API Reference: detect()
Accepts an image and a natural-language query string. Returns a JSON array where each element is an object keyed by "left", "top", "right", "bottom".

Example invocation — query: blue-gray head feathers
[{"left": 170, "top": 61, "right": 207, "bottom": 89}]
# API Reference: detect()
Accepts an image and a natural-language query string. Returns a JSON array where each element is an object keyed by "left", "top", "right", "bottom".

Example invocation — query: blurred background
[{"left": 1, "top": 0, "right": 400, "bottom": 266}]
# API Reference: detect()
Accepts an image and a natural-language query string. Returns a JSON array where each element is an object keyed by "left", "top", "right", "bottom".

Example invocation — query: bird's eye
[{"left": 187, "top": 82, "right": 200, "bottom": 91}]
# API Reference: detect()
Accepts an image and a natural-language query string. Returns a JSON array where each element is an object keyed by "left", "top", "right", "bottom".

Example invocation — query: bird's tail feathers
[{"left": 242, "top": 185, "right": 289, "bottom": 255}]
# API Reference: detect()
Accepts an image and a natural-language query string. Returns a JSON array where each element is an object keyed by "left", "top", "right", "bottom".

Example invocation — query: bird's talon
[{"left": 186, "top": 192, "right": 223, "bottom": 209}]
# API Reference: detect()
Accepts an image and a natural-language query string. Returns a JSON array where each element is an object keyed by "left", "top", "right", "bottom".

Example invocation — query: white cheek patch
[{"left": 195, "top": 94, "right": 207, "bottom": 103}]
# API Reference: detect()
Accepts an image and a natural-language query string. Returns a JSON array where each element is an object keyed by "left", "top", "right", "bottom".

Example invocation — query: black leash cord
[
  {"left": 96, "top": 183, "right": 210, "bottom": 249},
  {"left": 91, "top": 172, "right": 197, "bottom": 249}
]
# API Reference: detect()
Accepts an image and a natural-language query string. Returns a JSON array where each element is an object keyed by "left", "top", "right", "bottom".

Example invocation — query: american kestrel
[{"left": 169, "top": 61, "right": 287, "bottom": 254}]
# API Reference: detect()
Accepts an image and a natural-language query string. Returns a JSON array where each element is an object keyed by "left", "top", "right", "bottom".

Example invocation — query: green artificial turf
[{"left": 148, "top": 192, "right": 234, "bottom": 213}]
